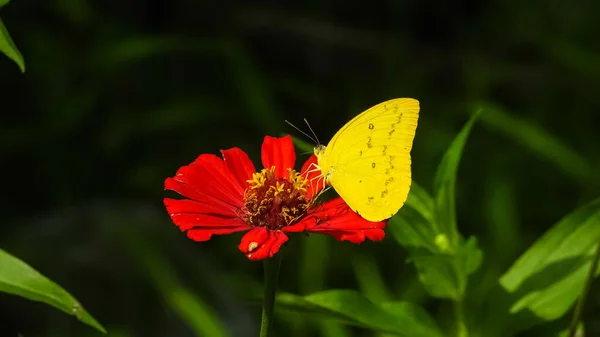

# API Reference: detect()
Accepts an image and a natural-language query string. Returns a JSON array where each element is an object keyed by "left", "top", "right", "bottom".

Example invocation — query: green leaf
[
  {"left": 0, "top": 248, "right": 105, "bottom": 333},
  {"left": 390, "top": 180, "right": 483, "bottom": 300},
  {"left": 406, "top": 237, "right": 483, "bottom": 300},
  {"left": 433, "top": 108, "right": 481, "bottom": 251},
  {"left": 480, "top": 198, "right": 600, "bottom": 336},
  {"left": 0, "top": 17, "right": 25, "bottom": 72},
  {"left": 0, "top": 0, "right": 10, "bottom": 8},
  {"left": 500, "top": 198, "right": 600, "bottom": 293},
  {"left": 499, "top": 198, "right": 600, "bottom": 321},
  {"left": 277, "top": 290, "right": 446, "bottom": 337},
  {"left": 477, "top": 102, "right": 592, "bottom": 185},
  {"left": 558, "top": 323, "right": 584, "bottom": 337}
]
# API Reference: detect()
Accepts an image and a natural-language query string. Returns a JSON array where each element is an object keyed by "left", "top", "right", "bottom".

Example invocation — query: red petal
[
  {"left": 291, "top": 198, "right": 386, "bottom": 243},
  {"left": 261, "top": 135, "right": 295, "bottom": 178},
  {"left": 166, "top": 209, "right": 249, "bottom": 231},
  {"left": 300, "top": 155, "right": 325, "bottom": 200},
  {"left": 221, "top": 147, "right": 256, "bottom": 190},
  {"left": 319, "top": 228, "right": 385, "bottom": 243},
  {"left": 164, "top": 153, "right": 245, "bottom": 209},
  {"left": 238, "top": 227, "right": 288, "bottom": 260},
  {"left": 187, "top": 226, "right": 249, "bottom": 242},
  {"left": 164, "top": 198, "right": 236, "bottom": 217}
]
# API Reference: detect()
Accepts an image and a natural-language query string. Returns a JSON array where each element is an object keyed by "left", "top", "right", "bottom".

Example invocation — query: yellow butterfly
[{"left": 314, "top": 98, "right": 420, "bottom": 222}]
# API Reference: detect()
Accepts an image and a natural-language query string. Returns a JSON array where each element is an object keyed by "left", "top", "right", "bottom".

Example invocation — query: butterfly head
[
  {"left": 313, "top": 144, "right": 335, "bottom": 182},
  {"left": 314, "top": 144, "right": 326, "bottom": 158}
]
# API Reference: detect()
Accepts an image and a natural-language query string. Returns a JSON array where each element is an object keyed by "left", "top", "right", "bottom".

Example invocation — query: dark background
[{"left": 1, "top": 1, "right": 599, "bottom": 336}]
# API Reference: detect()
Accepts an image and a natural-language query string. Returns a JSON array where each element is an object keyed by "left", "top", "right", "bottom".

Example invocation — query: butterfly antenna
[
  {"left": 303, "top": 118, "right": 321, "bottom": 146},
  {"left": 285, "top": 120, "right": 318, "bottom": 144}
]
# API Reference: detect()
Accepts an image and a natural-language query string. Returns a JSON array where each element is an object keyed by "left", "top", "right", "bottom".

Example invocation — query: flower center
[{"left": 241, "top": 167, "right": 309, "bottom": 230}]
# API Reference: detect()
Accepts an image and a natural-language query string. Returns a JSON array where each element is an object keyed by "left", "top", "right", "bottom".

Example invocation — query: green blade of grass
[
  {"left": 477, "top": 102, "right": 593, "bottom": 186},
  {"left": 120, "top": 230, "right": 230, "bottom": 337}
]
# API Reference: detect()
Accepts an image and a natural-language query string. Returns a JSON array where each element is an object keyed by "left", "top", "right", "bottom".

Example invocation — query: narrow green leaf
[
  {"left": 408, "top": 251, "right": 462, "bottom": 300},
  {"left": 390, "top": 198, "right": 460, "bottom": 299},
  {"left": 456, "top": 236, "right": 484, "bottom": 278},
  {"left": 404, "top": 181, "right": 435, "bottom": 223},
  {"left": 433, "top": 108, "right": 481, "bottom": 250},
  {"left": 277, "top": 290, "right": 446, "bottom": 337},
  {"left": 389, "top": 206, "right": 438, "bottom": 253},
  {"left": 290, "top": 135, "right": 315, "bottom": 154},
  {"left": 0, "top": 248, "right": 105, "bottom": 333},
  {"left": 389, "top": 181, "right": 436, "bottom": 251},
  {"left": 404, "top": 237, "right": 482, "bottom": 300},
  {"left": 0, "top": 17, "right": 25, "bottom": 72},
  {"left": 477, "top": 102, "right": 592, "bottom": 185}
]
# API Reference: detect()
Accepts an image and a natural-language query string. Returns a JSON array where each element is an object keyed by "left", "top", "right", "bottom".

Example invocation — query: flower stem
[
  {"left": 259, "top": 253, "right": 282, "bottom": 337},
  {"left": 568, "top": 241, "right": 600, "bottom": 337}
]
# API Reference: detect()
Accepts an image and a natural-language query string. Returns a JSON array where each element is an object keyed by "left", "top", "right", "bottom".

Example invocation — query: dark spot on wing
[
  {"left": 372, "top": 162, "right": 376, "bottom": 168},
  {"left": 382, "top": 145, "right": 387, "bottom": 155},
  {"left": 388, "top": 129, "right": 395, "bottom": 137},
  {"left": 367, "top": 137, "right": 373, "bottom": 148},
  {"left": 368, "top": 123, "right": 374, "bottom": 130},
  {"left": 367, "top": 196, "right": 374, "bottom": 203},
  {"left": 381, "top": 189, "right": 388, "bottom": 198},
  {"left": 385, "top": 177, "right": 394, "bottom": 185}
]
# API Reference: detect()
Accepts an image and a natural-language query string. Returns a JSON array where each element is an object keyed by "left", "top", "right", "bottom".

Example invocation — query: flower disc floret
[{"left": 242, "top": 168, "right": 309, "bottom": 229}]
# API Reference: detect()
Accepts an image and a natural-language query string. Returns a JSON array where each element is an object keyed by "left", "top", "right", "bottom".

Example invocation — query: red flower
[{"left": 164, "top": 135, "right": 386, "bottom": 260}]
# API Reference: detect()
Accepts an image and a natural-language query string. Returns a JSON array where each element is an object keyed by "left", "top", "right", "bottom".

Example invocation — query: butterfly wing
[{"left": 323, "top": 98, "right": 419, "bottom": 222}]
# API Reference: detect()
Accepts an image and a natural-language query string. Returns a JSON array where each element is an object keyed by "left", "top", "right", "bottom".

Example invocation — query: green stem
[
  {"left": 259, "top": 253, "right": 282, "bottom": 337},
  {"left": 455, "top": 297, "right": 468, "bottom": 337},
  {"left": 568, "top": 241, "right": 600, "bottom": 337}
]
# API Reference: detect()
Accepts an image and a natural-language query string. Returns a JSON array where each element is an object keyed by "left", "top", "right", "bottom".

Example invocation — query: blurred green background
[{"left": 1, "top": 0, "right": 599, "bottom": 336}]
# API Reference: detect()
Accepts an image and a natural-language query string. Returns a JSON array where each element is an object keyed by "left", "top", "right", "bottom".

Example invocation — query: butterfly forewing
[{"left": 322, "top": 98, "right": 419, "bottom": 222}]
